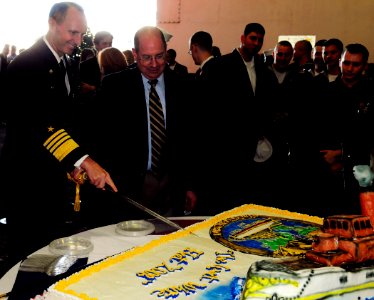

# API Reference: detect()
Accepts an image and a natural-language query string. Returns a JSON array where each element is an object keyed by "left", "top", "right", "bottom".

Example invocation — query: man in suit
[
  {"left": 94, "top": 26, "right": 194, "bottom": 217},
  {"left": 166, "top": 48, "right": 188, "bottom": 78},
  {"left": 186, "top": 23, "right": 279, "bottom": 215},
  {"left": 316, "top": 43, "right": 374, "bottom": 216},
  {"left": 188, "top": 31, "right": 218, "bottom": 80},
  {"left": 0, "top": 2, "right": 117, "bottom": 267},
  {"left": 78, "top": 30, "right": 113, "bottom": 99}
]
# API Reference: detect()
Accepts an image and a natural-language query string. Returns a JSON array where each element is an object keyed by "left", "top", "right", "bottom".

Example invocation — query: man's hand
[
  {"left": 77, "top": 156, "right": 118, "bottom": 192},
  {"left": 320, "top": 149, "right": 343, "bottom": 173},
  {"left": 184, "top": 190, "right": 197, "bottom": 215}
]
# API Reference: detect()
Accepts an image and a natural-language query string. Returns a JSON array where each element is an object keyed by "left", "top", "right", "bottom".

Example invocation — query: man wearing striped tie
[{"left": 96, "top": 26, "right": 196, "bottom": 217}]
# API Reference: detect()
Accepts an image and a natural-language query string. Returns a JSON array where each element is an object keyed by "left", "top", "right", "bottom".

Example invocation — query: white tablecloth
[{"left": 0, "top": 216, "right": 208, "bottom": 297}]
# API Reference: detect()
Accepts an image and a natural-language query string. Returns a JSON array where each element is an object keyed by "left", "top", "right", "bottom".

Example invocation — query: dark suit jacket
[
  {"left": 187, "top": 49, "right": 279, "bottom": 214},
  {"left": 0, "top": 54, "right": 8, "bottom": 122},
  {"left": 79, "top": 55, "right": 101, "bottom": 87},
  {"left": 219, "top": 49, "right": 278, "bottom": 98},
  {"left": 0, "top": 53, "right": 8, "bottom": 74},
  {"left": 0, "top": 38, "right": 89, "bottom": 261},
  {"left": 0, "top": 39, "right": 84, "bottom": 218},
  {"left": 172, "top": 62, "right": 188, "bottom": 77},
  {"left": 196, "top": 57, "right": 220, "bottom": 80},
  {"left": 92, "top": 66, "right": 193, "bottom": 213}
]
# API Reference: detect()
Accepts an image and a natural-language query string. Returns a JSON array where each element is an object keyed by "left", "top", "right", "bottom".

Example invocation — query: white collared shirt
[
  {"left": 43, "top": 36, "right": 70, "bottom": 95},
  {"left": 243, "top": 56, "right": 256, "bottom": 95},
  {"left": 200, "top": 55, "right": 214, "bottom": 70}
]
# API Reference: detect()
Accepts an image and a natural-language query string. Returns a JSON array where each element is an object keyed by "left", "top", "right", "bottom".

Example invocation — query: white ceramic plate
[
  {"left": 116, "top": 220, "right": 155, "bottom": 237},
  {"left": 49, "top": 236, "right": 93, "bottom": 257}
]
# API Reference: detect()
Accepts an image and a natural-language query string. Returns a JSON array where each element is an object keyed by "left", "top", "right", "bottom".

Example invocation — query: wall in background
[{"left": 157, "top": 0, "right": 374, "bottom": 73}]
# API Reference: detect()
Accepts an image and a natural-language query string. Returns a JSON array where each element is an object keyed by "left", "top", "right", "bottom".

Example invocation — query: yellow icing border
[{"left": 53, "top": 204, "right": 323, "bottom": 299}]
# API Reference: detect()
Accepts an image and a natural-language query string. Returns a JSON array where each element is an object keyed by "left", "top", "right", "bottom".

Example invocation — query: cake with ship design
[
  {"left": 241, "top": 214, "right": 374, "bottom": 299},
  {"left": 41, "top": 204, "right": 374, "bottom": 300}
]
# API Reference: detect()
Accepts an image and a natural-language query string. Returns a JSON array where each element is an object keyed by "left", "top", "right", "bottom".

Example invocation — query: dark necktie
[
  {"left": 195, "top": 68, "right": 202, "bottom": 78},
  {"left": 59, "top": 58, "right": 68, "bottom": 95},
  {"left": 148, "top": 79, "right": 166, "bottom": 176}
]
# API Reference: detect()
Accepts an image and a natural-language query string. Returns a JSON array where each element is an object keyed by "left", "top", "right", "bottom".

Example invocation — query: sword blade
[
  {"left": 122, "top": 194, "right": 184, "bottom": 231},
  {"left": 81, "top": 172, "right": 187, "bottom": 232},
  {"left": 105, "top": 184, "right": 184, "bottom": 230}
]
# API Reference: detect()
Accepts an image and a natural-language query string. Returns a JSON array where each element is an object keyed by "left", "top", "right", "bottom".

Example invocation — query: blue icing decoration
[{"left": 196, "top": 276, "right": 245, "bottom": 300}]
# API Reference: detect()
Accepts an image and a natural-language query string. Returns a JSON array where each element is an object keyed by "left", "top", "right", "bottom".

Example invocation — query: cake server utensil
[
  {"left": 44, "top": 255, "right": 78, "bottom": 277},
  {"left": 1, "top": 255, "right": 79, "bottom": 299},
  {"left": 19, "top": 254, "right": 78, "bottom": 276}
]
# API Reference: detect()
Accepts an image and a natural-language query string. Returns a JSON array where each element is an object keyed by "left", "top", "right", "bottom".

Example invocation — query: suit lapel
[{"left": 233, "top": 49, "right": 255, "bottom": 97}]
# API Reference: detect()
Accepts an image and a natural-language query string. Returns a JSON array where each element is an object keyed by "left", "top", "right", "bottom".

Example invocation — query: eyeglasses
[{"left": 138, "top": 53, "right": 165, "bottom": 64}]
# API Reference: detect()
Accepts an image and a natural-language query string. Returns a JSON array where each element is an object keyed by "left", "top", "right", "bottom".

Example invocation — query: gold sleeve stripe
[
  {"left": 43, "top": 129, "right": 79, "bottom": 162},
  {"left": 44, "top": 129, "right": 67, "bottom": 149},
  {"left": 52, "top": 139, "right": 79, "bottom": 161},
  {"left": 48, "top": 135, "right": 70, "bottom": 153}
]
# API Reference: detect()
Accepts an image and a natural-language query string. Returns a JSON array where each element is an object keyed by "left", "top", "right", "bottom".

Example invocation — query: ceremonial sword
[
  {"left": 114, "top": 191, "right": 185, "bottom": 231},
  {"left": 80, "top": 172, "right": 185, "bottom": 231}
]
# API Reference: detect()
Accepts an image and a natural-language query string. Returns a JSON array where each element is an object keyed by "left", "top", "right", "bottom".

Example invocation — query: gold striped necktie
[{"left": 148, "top": 79, "right": 166, "bottom": 176}]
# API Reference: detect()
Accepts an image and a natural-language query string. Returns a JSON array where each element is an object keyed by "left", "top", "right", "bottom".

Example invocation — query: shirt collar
[
  {"left": 43, "top": 35, "right": 64, "bottom": 63},
  {"left": 142, "top": 73, "right": 165, "bottom": 89},
  {"left": 200, "top": 55, "right": 214, "bottom": 69}
]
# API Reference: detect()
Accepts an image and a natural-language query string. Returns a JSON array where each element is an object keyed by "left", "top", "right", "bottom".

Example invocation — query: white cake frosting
[
  {"left": 45, "top": 204, "right": 374, "bottom": 300},
  {"left": 241, "top": 258, "right": 374, "bottom": 299}
]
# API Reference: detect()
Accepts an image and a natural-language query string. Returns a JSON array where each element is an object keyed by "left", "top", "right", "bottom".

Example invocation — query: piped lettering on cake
[
  {"left": 200, "top": 265, "right": 230, "bottom": 283},
  {"left": 147, "top": 249, "right": 236, "bottom": 298},
  {"left": 215, "top": 250, "right": 235, "bottom": 265},
  {"left": 151, "top": 282, "right": 207, "bottom": 298},
  {"left": 169, "top": 247, "right": 204, "bottom": 265},
  {"left": 136, "top": 248, "right": 204, "bottom": 285},
  {"left": 200, "top": 250, "right": 235, "bottom": 283},
  {"left": 136, "top": 262, "right": 183, "bottom": 285}
]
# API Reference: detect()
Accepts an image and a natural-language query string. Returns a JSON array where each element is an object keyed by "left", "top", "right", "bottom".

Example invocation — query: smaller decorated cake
[
  {"left": 241, "top": 257, "right": 374, "bottom": 300},
  {"left": 241, "top": 213, "right": 374, "bottom": 300},
  {"left": 306, "top": 214, "right": 374, "bottom": 266}
]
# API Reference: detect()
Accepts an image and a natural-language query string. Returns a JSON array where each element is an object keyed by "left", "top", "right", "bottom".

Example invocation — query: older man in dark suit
[{"left": 92, "top": 26, "right": 194, "bottom": 217}]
